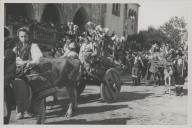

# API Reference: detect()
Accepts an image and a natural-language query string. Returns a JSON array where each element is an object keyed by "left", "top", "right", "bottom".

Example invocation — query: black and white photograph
[{"left": 1, "top": 0, "right": 192, "bottom": 126}]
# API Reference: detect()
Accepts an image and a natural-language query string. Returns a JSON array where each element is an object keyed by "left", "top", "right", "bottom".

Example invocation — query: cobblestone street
[{"left": 10, "top": 74, "right": 188, "bottom": 125}]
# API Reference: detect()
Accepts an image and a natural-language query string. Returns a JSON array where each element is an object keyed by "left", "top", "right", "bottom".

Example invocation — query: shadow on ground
[
  {"left": 46, "top": 117, "right": 133, "bottom": 124},
  {"left": 78, "top": 93, "right": 101, "bottom": 104},
  {"left": 122, "top": 82, "right": 154, "bottom": 86},
  {"left": 45, "top": 91, "right": 152, "bottom": 120},
  {"left": 46, "top": 93, "right": 101, "bottom": 108},
  {"left": 79, "top": 90, "right": 154, "bottom": 104},
  {"left": 171, "top": 88, "right": 188, "bottom": 96},
  {"left": 46, "top": 90, "right": 153, "bottom": 111},
  {"left": 46, "top": 104, "right": 128, "bottom": 119},
  {"left": 46, "top": 98, "right": 69, "bottom": 108},
  {"left": 116, "top": 92, "right": 154, "bottom": 103}
]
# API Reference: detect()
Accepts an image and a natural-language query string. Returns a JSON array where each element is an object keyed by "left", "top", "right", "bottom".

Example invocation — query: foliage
[
  {"left": 159, "top": 16, "right": 188, "bottom": 48},
  {"left": 126, "top": 26, "right": 168, "bottom": 51},
  {"left": 125, "top": 16, "right": 188, "bottom": 51}
]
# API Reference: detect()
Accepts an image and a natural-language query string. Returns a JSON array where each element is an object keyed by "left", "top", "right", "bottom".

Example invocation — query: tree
[
  {"left": 139, "top": 26, "right": 168, "bottom": 48},
  {"left": 126, "top": 33, "right": 145, "bottom": 51},
  {"left": 125, "top": 17, "right": 188, "bottom": 52},
  {"left": 159, "top": 16, "right": 188, "bottom": 48},
  {"left": 126, "top": 26, "right": 168, "bottom": 51}
]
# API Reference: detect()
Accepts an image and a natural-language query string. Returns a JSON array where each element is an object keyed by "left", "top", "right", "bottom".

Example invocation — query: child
[{"left": 132, "top": 53, "right": 144, "bottom": 86}]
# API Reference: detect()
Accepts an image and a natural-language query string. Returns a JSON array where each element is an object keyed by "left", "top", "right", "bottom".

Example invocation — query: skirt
[{"left": 12, "top": 78, "right": 32, "bottom": 113}]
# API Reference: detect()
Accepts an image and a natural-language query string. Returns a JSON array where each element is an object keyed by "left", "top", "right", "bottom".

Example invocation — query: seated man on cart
[{"left": 12, "top": 27, "right": 52, "bottom": 119}]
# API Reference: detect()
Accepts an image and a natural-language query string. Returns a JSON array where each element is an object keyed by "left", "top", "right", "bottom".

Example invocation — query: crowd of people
[{"left": 124, "top": 42, "right": 187, "bottom": 83}]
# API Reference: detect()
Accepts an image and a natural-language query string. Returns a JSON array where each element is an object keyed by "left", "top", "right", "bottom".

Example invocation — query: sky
[{"left": 137, "top": 0, "right": 192, "bottom": 31}]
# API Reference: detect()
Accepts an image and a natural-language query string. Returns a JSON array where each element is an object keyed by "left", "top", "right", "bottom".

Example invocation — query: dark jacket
[
  {"left": 4, "top": 49, "right": 16, "bottom": 86},
  {"left": 4, "top": 47, "right": 16, "bottom": 122}
]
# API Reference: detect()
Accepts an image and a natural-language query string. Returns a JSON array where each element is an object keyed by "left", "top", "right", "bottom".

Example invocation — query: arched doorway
[
  {"left": 5, "top": 3, "right": 34, "bottom": 25},
  {"left": 73, "top": 7, "right": 88, "bottom": 32},
  {"left": 41, "top": 4, "right": 61, "bottom": 25}
]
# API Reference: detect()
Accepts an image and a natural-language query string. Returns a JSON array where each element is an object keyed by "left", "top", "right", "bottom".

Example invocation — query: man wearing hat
[{"left": 173, "top": 50, "right": 187, "bottom": 96}]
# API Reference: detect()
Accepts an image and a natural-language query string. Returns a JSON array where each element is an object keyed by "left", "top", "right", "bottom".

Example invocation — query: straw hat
[{"left": 68, "top": 42, "right": 76, "bottom": 49}]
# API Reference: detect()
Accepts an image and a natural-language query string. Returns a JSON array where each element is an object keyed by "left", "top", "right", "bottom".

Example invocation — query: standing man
[
  {"left": 131, "top": 52, "right": 144, "bottom": 86},
  {"left": 173, "top": 50, "right": 187, "bottom": 96},
  {"left": 4, "top": 27, "right": 16, "bottom": 124},
  {"left": 174, "top": 50, "right": 187, "bottom": 96}
]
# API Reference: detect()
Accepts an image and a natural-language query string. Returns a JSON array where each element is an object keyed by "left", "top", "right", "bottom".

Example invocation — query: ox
[
  {"left": 38, "top": 56, "right": 81, "bottom": 118},
  {"left": 11, "top": 56, "right": 80, "bottom": 123}
]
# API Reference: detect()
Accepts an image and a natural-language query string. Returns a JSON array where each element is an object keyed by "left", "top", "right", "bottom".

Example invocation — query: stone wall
[
  {"left": 5, "top": 3, "right": 139, "bottom": 38},
  {"left": 123, "top": 3, "right": 140, "bottom": 38},
  {"left": 32, "top": 4, "right": 103, "bottom": 26},
  {"left": 104, "top": 4, "right": 125, "bottom": 36}
]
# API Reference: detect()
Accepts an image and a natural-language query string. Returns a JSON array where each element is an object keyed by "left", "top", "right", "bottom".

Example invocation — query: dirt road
[{"left": 9, "top": 75, "right": 188, "bottom": 125}]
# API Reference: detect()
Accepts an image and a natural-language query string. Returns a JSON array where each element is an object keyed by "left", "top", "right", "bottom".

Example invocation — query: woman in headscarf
[{"left": 12, "top": 27, "right": 43, "bottom": 119}]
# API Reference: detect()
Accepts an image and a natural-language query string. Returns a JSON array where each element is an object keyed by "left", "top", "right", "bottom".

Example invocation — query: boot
[
  {"left": 180, "top": 87, "right": 184, "bottom": 96},
  {"left": 132, "top": 77, "right": 136, "bottom": 86},
  {"left": 175, "top": 86, "right": 179, "bottom": 96}
]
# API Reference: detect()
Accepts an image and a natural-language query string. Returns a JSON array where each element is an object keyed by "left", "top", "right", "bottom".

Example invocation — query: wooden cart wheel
[{"left": 100, "top": 68, "right": 121, "bottom": 103}]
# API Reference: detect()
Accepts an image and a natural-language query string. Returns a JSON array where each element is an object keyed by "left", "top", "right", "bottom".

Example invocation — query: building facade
[
  {"left": 5, "top": 3, "right": 140, "bottom": 38},
  {"left": 104, "top": 3, "right": 140, "bottom": 37}
]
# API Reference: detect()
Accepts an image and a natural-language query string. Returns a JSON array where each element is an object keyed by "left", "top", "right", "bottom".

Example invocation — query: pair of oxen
[{"left": 5, "top": 56, "right": 81, "bottom": 124}]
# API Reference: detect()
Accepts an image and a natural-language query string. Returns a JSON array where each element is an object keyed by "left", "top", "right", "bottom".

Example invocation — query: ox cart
[{"left": 7, "top": 24, "right": 122, "bottom": 124}]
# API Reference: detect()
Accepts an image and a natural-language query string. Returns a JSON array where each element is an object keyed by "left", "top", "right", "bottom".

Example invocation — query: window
[
  {"left": 129, "top": 9, "right": 137, "bottom": 21},
  {"left": 125, "top": 4, "right": 127, "bottom": 10},
  {"left": 112, "top": 3, "right": 115, "bottom": 11},
  {"left": 134, "top": 11, "right": 137, "bottom": 20},
  {"left": 131, "top": 25, "right": 134, "bottom": 30},
  {"left": 124, "top": 4, "right": 128, "bottom": 18},
  {"left": 124, "top": 31, "right": 126, "bottom": 36},
  {"left": 112, "top": 3, "right": 120, "bottom": 16}
]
